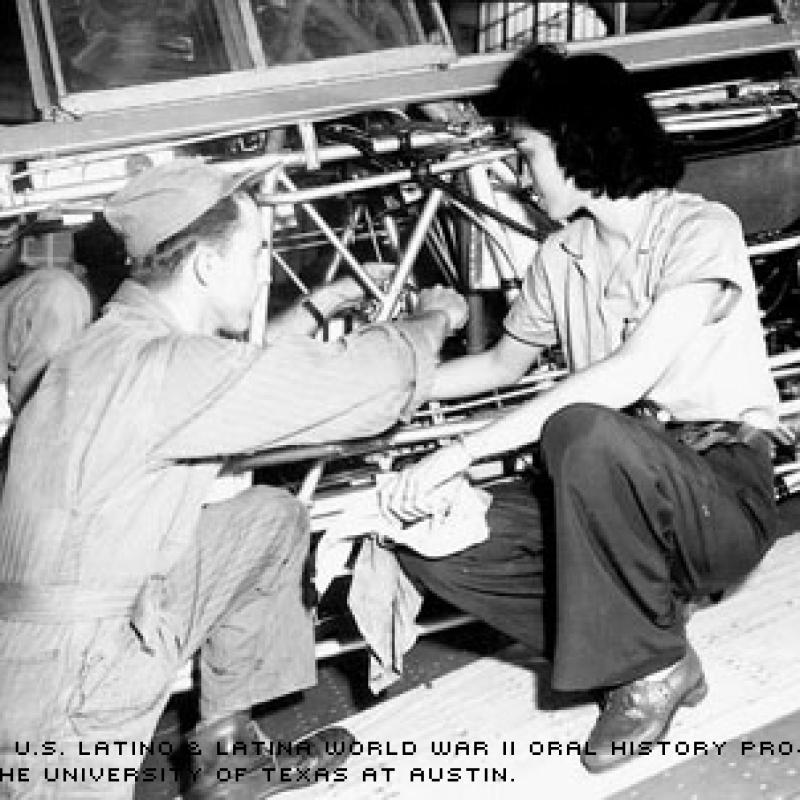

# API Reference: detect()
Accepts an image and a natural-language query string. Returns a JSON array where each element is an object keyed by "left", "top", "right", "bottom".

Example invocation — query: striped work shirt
[{"left": 0, "top": 279, "right": 437, "bottom": 592}]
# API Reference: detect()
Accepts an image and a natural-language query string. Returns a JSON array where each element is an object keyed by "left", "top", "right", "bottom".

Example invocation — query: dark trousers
[{"left": 398, "top": 404, "right": 777, "bottom": 692}]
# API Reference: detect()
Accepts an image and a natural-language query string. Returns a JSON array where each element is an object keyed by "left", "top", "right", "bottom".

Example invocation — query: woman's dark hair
[
  {"left": 129, "top": 192, "right": 246, "bottom": 287},
  {"left": 491, "top": 44, "right": 684, "bottom": 198}
]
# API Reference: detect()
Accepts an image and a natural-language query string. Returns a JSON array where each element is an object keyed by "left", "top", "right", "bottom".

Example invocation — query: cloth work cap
[{"left": 104, "top": 158, "right": 259, "bottom": 259}]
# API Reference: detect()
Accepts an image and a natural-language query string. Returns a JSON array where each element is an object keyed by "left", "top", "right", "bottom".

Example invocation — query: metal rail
[
  {"left": 1, "top": 14, "right": 797, "bottom": 164},
  {"left": 0, "top": 129, "right": 506, "bottom": 219}
]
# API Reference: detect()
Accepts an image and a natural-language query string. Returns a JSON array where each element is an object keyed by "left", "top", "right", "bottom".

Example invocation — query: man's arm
[
  {"left": 151, "top": 288, "right": 467, "bottom": 460},
  {"left": 464, "top": 280, "right": 721, "bottom": 458},
  {"left": 265, "top": 263, "right": 395, "bottom": 341},
  {"left": 265, "top": 280, "right": 365, "bottom": 340}
]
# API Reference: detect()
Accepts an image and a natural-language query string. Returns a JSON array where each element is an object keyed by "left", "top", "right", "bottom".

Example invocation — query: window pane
[
  {"left": 46, "top": 1, "right": 439, "bottom": 93},
  {"left": 48, "top": 0, "right": 247, "bottom": 92},
  {"left": 251, "top": 0, "right": 428, "bottom": 64}
]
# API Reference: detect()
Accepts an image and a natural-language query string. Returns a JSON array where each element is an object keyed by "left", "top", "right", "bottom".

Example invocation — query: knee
[
  {"left": 239, "top": 485, "right": 309, "bottom": 561},
  {"left": 540, "top": 404, "right": 620, "bottom": 480},
  {"left": 254, "top": 484, "right": 307, "bottom": 526},
  {"left": 396, "top": 547, "right": 468, "bottom": 599}
]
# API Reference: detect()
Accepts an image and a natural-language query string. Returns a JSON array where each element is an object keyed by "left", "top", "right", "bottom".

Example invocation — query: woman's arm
[
  {"left": 431, "top": 332, "right": 544, "bottom": 400},
  {"left": 464, "top": 280, "right": 721, "bottom": 458},
  {"left": 385, "top": 279, "right": 722, "bottom": 520}
]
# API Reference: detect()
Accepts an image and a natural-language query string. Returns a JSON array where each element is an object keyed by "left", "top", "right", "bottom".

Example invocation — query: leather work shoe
[
  {"left": 581, "top": 644, "right": 708, "bottom": 773},
  {"left": 185, "top": 711, "right": 355, "bottom": 799}
]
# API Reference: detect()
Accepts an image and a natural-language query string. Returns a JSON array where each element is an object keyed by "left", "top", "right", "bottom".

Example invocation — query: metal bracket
[{"left": 298, "top": 122, "right": 321, "bottom": 172}]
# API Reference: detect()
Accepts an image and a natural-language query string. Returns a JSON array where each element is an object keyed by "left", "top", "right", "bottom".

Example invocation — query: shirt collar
[
  {"left": 555, "top": 214, "right": 591, "bottom": 272},
  {"left": 105, "top": 279, "right": 184, "bottom": 331},
  {"left": 555, "top": 194, "right": 661, "bottom": 275}
]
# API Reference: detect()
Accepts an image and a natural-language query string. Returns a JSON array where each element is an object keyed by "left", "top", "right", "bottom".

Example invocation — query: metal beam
[
  {"left": 0, "top": 15, "right": 797, "bottom": 165},
  {"left": 568, "top": 14, "right": 799, "bottom": 70}
]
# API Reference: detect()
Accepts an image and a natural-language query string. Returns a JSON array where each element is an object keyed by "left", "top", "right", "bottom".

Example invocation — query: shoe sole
[{"left": 682, "top": 677, "right": 709, "bottom": 707}]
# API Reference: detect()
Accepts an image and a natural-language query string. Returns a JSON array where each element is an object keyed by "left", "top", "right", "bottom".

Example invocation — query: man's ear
[{"left": 190, "top": 244, "right": 218, "bottom": 288}]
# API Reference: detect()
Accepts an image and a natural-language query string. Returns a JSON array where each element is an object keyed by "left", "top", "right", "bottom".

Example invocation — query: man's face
[
  {"left": 513, "top": 126, "right": 585, "bottom": 221},
  {"left": 206, "top": 197, "right": 268, "bottom": 338}
]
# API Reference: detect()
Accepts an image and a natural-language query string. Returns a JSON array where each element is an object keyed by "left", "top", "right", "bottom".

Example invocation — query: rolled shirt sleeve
[
  {"left": 655, "top": 202, "right": 750, "bottom": 322},
  {"left": 502, "top": 244, "right": 559, "bottom": 348},
  {"left": 150, "top": 320, "right": 437, "bottom": 461}
]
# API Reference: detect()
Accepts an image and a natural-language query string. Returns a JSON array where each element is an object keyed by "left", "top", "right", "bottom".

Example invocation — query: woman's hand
[{"left": 380, "top": 442, "right": 472, "bottom": 523}]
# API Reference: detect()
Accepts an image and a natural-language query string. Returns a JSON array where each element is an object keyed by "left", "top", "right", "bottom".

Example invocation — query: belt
[
  {"left": 628, "top": 402, "right": 775, "bottom": 454},
  {"left": 0, "top": 577, "right": 173, "bottom": 654},
  {"left": 0, "top": 583, "right": 136, "bottom": 623},
  {"left": 666, "top": 420, "right": 770, "bottom": 454}
]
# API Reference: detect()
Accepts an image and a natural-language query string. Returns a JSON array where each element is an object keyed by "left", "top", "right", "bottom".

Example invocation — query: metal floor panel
[
  {"left": 136, "top": 619, "right": 509, "bottom": 799},
  {"left": 250, "top": 530, "right": 800, "bottom": 800},
  {"left": 135, "top": 509, "right": 800, "bottom": 800},
  {"left": 609, "top": 708, "right": 800, "bottom": 800}
]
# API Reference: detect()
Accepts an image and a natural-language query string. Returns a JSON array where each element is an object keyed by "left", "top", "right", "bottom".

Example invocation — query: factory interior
[{"left": 1, "top": 2, "right": 800, "bottom": 799}]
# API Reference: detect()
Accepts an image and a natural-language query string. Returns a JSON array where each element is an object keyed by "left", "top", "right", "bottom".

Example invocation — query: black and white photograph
[{"left": 1, "top": 2, "right": 800, "bottom": 798}]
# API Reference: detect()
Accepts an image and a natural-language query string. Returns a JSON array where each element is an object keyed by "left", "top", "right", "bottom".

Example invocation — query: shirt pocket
[{"left": 68, "top": 621, "right": 174, "bottom": 738}]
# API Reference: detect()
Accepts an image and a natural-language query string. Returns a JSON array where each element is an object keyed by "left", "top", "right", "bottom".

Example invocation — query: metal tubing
[
  {"left": 748, "top": 234, "right": 800, "bottom": 258},
  {"left": 277, "top": 172, "right": 384, "bottom": 300},
  {"left": 257, "top": 147, "right": 514, "bottom": 207},
  {"left": 298, "top": 459, "right": 326, "bottom": 506},
  {"left": 381, "top": 214, "right": 402, "bottom": 254},
  {"left": 377, "top": 187, "right": 445, "bottom": 322},
  {"left": 770, "top": 350, "right": 800, "bottom": 370},
  {"left": 446, "top": 195, "right": 517, "bottom": 286},
  {"left": 249, "top": 168, "right": 278, "bottom": 346},
  {"left": 5, "top": 133, "right": 509, "bottom": 216},
  {"left": 465, "top": 163, "right": 520, "bottom": 281},
  {"left": 323, "top": 205, "right": 365, "bottom": 283},
  {"left": 272, "top": 251, "right": 310, "bottom": 295},
  {"left": 314, "top": 612, "right": 474, "bottom": 661}
]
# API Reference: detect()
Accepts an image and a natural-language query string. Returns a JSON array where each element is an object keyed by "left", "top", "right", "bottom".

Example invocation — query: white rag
[{"left": 311, "top": 475, "right": 491, "bottom": 692}]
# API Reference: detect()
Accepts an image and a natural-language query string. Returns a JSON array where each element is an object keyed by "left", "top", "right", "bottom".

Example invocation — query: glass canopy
[{"left": 45, "top": 0, "right": 437, "bottom": 93}]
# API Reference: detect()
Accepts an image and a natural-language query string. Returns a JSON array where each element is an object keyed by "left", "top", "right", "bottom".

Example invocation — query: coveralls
[{"left": 0, "top": 279, "right": 436, "bottom": 799}]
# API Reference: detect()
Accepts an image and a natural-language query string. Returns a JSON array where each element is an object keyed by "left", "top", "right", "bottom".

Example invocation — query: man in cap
[{"left": 0, "top": 158, "right": 467, "bottom": 799}]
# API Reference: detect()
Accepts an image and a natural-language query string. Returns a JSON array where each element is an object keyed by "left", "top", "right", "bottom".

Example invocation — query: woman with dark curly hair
[
  {"left": 492, "top": 44, "right": 684, "bottom": 201},
  {"left": 387, "top": 44, "right": 779, "bottom": 773}
]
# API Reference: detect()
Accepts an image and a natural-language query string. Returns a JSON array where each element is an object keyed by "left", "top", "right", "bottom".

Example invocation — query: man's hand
[
  {"left": 380, "top": 442, "right": 472, "bottom": 523},
  {"left": 319, "top": 262, "right": 396, "bottom": 315},
  {"left": 415, "top": 286, "right": 469, "bottom": 337}
]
